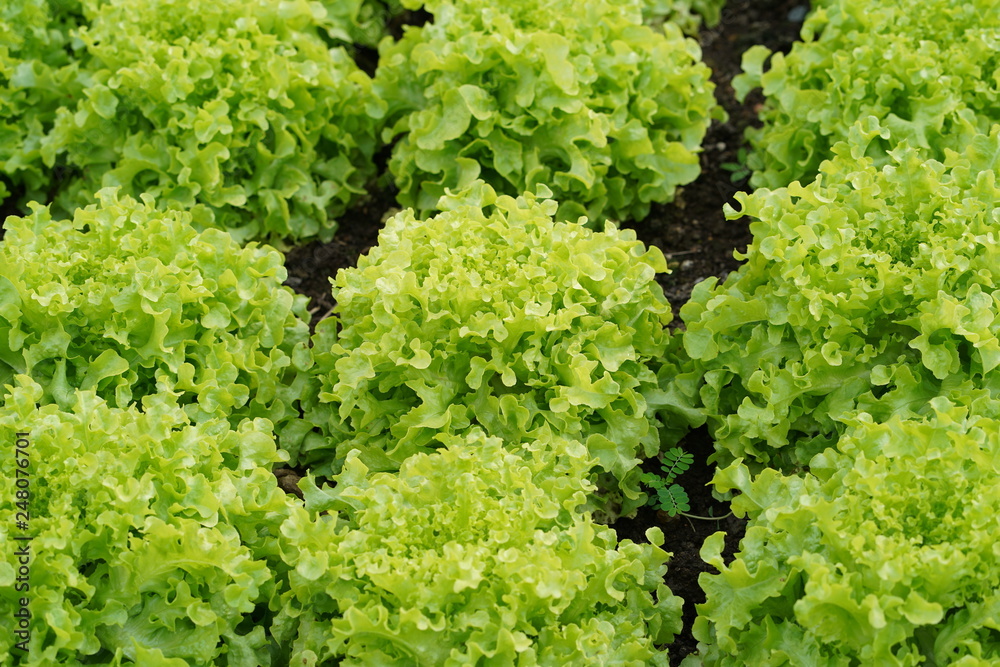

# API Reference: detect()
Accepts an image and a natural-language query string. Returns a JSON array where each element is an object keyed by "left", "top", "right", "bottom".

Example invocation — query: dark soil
[
  {"left": 612, "top": 426, "right": 747, "bottom": 663},
  {"left": 282, "top": 1, "right": 808, "bottom": 664},
  {"left": 284, "top": 186, "right": 390, "bottom": 327},
  {"left": 626, "top": 0, "right": 808, "bottom": 328}
]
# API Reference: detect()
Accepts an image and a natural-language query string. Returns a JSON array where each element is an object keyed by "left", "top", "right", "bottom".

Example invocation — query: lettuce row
[
  {"left": 375, "top": 0, "right": 722, "bottom": 225},
  {"left": 670, "top": 129, "right": 1000, "bottom": 472},
  {"left": 308, "top": 181, "right": 673, "bottom": 515},
  {"left": 0, "top": 378, "right": 298, "bottom": 666},
  {"left": 734, "top": 0, "right": 1000, "bottom": 189},
  {"left": 687, "top": 401, "right": 1000, "bottom": 665},
  {"left": 275, "top": 429, "right": 681, "bottom": 665},
  {"left": 3, "top": 0, "right": 385, "bottom": 244},
  {"left": 0, "top": 189, "right": 314, "bottom": 448}
]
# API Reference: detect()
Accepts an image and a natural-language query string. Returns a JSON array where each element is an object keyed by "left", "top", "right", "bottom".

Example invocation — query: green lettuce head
[
  {"left": 673, "top": 129, "right": 1000, "bottom": 472},
  {"left": 0, "top": 0, "right": 85, "bottom": 208},
  {"left": 276, "top": 429, "right": 681, "bottom": 665},
  {"left": 27, "top": 0, "right": 385, "bottom": 244},
  {"left": 734, "top": 0, "right": 1000, "bottom": 189},
  {"left": 307, "top": 181, "right": 673, "bottom": 515},
  {"left": 694, "top": 400, "right": 1000, "bottom": 666},
  {"left": 375, "top": 0, "right": 722, "bottom": 225},
  {"left": 641, "top": 0, "right": 728, "bottom": 35},
  {"left": 0, "top": 378, "right": 298, "bottom": 665},
  {"left": 0, "top": 188, "right": 314, "bottom": 444},
  {"left": 319, "top": 0, "right": 410, "bottom": 49}
]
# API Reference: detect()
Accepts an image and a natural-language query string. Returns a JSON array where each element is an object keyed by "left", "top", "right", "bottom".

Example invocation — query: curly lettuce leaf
[
  {"left": 0, "top": 0, "right": 86, "bottom": 209},
  {"left": 641, "top": 0, "right": 728, "bottom": 35},
  {"left": 319, "top": 0, "right": 409, "bottom": 48}
]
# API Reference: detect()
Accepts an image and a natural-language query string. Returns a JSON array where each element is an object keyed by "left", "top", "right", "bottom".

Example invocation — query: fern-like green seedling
[
  {"left": 721, "top": 147, "right": 751, "bottom": 183},
  {"left": 650, "top": 482, "right": 691, "bottom": 516},
  {"left": 640, "top": 448, "right": 694, "bottom": 517}
]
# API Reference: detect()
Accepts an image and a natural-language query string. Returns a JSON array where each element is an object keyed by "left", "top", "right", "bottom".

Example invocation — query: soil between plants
[{"left": 283, "top": 2, "right": 807, "bottom": 663}]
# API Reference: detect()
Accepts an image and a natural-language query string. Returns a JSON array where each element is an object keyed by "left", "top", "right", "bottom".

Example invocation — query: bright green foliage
[
  {"left": 672, "top": 130, "right": 1000, "bottom": 472},
  {"left": 0, "top": 378, "right": 298, "bottom": 666},
  {"left": 276, "top": 429, "right": 681, "bottom": 666},
  {"left": 319, "top": 0, "right": 409, "bottom": 49},
  {"left": 641, "top": 447, "right": 693, "bottom": 516},
  {"left": 308, "top": 182, "right": 673, "bottom": 514},
  {"left": 690, "top": 401, "right": 1000, "bottom": 666},
  {"left": 734, "top": 0, "right": 1000, "bottom": 189},
  {"left": 0, "top": 189, "right": 314, "bottom": 444},
  {"left": 375, "top": 0, "right": 722, "bottom": 225},
  {"left": 0, "top": 0, "right": 85, "bottom": 207},
  {"left": 642, "top": 0, "right": 727, "bottom": 35},
  {"left": 399, "top": 0, "right": 727, "bottom": 37},
  {"left": 14, "top": 0, "right": 385, "bottom": 244}
]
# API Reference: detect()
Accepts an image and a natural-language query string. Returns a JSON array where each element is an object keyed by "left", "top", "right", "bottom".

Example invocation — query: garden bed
[
  {"left": 282, "top": 2, "right": 808, "bottom": 662},
  {"left": 16, "top": 0, "right": 991, "bottom": 663}
]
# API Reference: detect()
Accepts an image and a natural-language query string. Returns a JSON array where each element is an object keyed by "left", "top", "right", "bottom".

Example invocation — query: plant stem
[{"left": 678, "top": 510, "right": 733, "bottom": 521}]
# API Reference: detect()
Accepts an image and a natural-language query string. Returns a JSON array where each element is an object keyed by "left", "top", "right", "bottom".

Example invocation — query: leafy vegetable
[
  {"left": 734, "top": 0, "right": 1000, "bottom": 189},
  {"left": 671, "top": 129, "right": 1000, "bottom": 472},
  {"left": 308, "top": 181, "right": 673, "bottom": 515},
  {"left": 642, "top": 0, "right": 728, "bottom": 35},
  {"left": 319, "top": 0, "right": 410, "bottom": 48},
  {"left": 276, "top": 428, "right": 682, "bottom": 665},
  {"left": 691, "top": 400, "right": 1000, "bottom": 666},
  {"left": 9, "top": 0, "right": 386, "bottom": 244},
  {"left": 0, "top": 0, "right": 85, "bottom": 208},
  {"left": 0, "top": 377, "right": 297, "bottom": 665},
  {"left": 375, "top": 0, "right": 722, "bottom": 225},
  {"left": 0, "top": 188, "right": 314, "bottom": 448},
  {"left": 398, "top": 0, "right": 727, "bottom": 38}
]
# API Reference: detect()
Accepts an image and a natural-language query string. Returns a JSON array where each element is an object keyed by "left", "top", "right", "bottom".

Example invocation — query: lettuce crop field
[{"left": 2, "top": 1, "right": 999, "bottom": 666}]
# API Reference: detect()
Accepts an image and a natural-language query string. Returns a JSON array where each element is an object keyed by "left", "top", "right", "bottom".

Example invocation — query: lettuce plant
[
  {"left": 388, "top": 0, "right": 726, "bottom": 37},
  {"left": 308, "top": 181, "right": 673, "bottom": 514},
  {"left": 0, "top": 378, "right": 298, "bottom": 665},
  {"left": 0, "top": 189, "right": 314, "bottom": 446},
  {"left": 275, "top": 429, "right": 682, "bottom": 665},
  {"left": 320, "top": 0, "right": 409, "bottom": 48},
  {"left": 734, "top": 0, "right": 1000, "bottom": 189},
  {"left": 689, "top": 401, "right": 1000, "bottom": 666},
  {"left": 375, "top": 0, "right": 722, "bottom": 225},
  {"left": 671, "top": 129, "right": 1000, "bottom": 472},
  {"left": 28, "top": 0, "right": 385, "bottom": 244},
  {"left": 0, "top": 0, "right": 85, "bottom": 207},
  {"left": 642, "top": 0, "right": 728, "bottom": 35}
]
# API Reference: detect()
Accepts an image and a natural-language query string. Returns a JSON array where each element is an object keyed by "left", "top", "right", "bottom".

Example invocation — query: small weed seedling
[
  {"left": 642, "top": 448, "right": 732, "bottom": 522},
  {"left": 641, "top": 447, "right": 693, "bottom": 517},
  {"left": 721, "top": 147, "right": 751, "bottom": 183}
]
